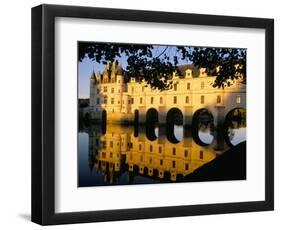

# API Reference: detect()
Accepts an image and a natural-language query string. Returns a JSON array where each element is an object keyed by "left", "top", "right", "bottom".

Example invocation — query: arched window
[
  {"left": 217, "top": 95, "right": 222, "bottom": 104},
  {"left": 184, "top": 149, "right": 188, "bottom": 157},
  {"left": 173, "top": 96, "right": 177, "bottom": 104},
  {"left": 185, "top": 96, "right": 189, "bottom": 104},
  {"left": 200, "top": 95, "right": 205, "bottom": 104},
  {"left": 236, "top": 95, "right": 241, "bottom": 104},
  {"left": 200, "top": 150, "right": 204, "bottom": 159}
]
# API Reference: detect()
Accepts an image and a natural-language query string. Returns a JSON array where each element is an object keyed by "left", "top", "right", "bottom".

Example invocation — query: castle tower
[
  {"left": 89, "top": 61, "right": 128, "bottom": 123},
  {"left": 89, "top": 69, "right": 102, "bottom": 120}
]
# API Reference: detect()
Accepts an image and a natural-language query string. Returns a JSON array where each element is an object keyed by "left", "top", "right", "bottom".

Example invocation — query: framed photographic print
[{"left": 31, "top": 4, "right": 274, "bottom": 225}]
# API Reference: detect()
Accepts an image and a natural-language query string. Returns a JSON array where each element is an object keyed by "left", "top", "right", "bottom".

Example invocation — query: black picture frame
[{"left": 31, "top": 4, "right": 274, "bottom": 225}]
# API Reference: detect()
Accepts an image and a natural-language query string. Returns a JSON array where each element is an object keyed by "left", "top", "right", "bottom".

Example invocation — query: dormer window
[
  {"left": 199, "top": 68, "right": 207, "bottom": 77},
  {"left": 185, "top": 69, "right": 192, "bottom": 78}
]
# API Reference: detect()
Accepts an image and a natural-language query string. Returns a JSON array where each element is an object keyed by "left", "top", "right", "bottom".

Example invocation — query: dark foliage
[{"left": 79, "top": 43, "right": 246, "bottom": 90}]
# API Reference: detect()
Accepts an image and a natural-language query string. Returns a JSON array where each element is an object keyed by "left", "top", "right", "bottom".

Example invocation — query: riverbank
[{"left": 182, "top": 141, "right": 246, "bottom": 182}]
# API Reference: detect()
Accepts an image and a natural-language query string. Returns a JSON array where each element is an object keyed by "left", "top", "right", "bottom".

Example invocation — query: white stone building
[{"left": 88, "top": 61, "right": 246, "bottom": 126}]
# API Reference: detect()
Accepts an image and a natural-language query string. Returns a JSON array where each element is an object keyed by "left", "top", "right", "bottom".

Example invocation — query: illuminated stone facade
[{"left": 88, "top": 61, "right": 246, "bottom": 125}]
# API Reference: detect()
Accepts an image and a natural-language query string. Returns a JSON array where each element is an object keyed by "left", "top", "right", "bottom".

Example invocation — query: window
[
  {"left": 139, "top": 144, "right": 142, "bottom": 151},
  {"left": 102, "top": 152, "right": 106, "bottom": 158},
  {"left": 172, "top": 147, "right": 176, "bottom": 155},
  {"left": 110, "top": 141, "right": 113, "bottom": 148},
  {"left": 96, "top": 98, "right": 100, "bottom": 104},
  {"left": 128, "top": 99, "right": 130, "bottom": 104},
  {"left": 236, "top": 95, "right": 241, "bottom": 104},
  {"left": 185, "top": 163, "right": 189, "bottom": 170},
  {"left": 160, "top": 97, "right": 163, "bottom": 104},
  {"left": 159, "top": 146, "right": 162, "bottom": 153},
  {"left": 200, "top": 150, "right": 204, "bottom": 159},
  {"left": 140, "top": 156, "right": 143, "bottom": 162},
  {"left": 160, "top": 159, "right": 163, "bottom": 166},
  {"left": 132, "top": 87, "right": 134, "bottom": 93},
  {"left": 151, "top": 97, "right": 154, "bottom": 104},
  {"left": 104, "top": 96, "right": 107, "bottom": 104},
  {"left": 111, "top": 98, "right": 114, "bottom": 104},
  {"left": 187, "top": 83, "right": 191, "bottom": 90},
  {"left": 217, "top": 95, "right": 222, "bottom": 104},
  {"left": 131, "top": 98, "right": 134, "bottom": 104},
  {"left": 104, "top": 86, "right": 107, "bottom": 92},
  {"left": 140, "top": 97, "right": 143, "bottom": 104},
  {"left": 149, "top": 157, "right": 153, "bottom": 164},
  {"left": 173, "top": 96, "right": 177, "bottom": 104},
  {"left": 201, "top": 95, "right": 205, "bottom": 104},
  {"left": 201, "top": 82, "right": 204, "bottom": 89},
  {"left": 150, "top": 145, "right": 153, "bottom": 152},
  {"left": 174, "top": 84, "right": 177, "bottom": 91},
  {"left": 185, "top": 96, "right": 189, "bottom": 104},
  {"left": 111, "top": 88, "right": 114, "bottom": 93},
  {"left": 110, "top": 152, "right": 113, "bottom": 158},
  {"left": 172, "top": 160, "right": 176, "bottom": 168},
  {"left": 142, "top": 86, "right": 145, "bottom": 92},
  {"left": 96, "top": 88, "right": 100, "bottom": 94},
  {"left": 184, "top": 150, "right": 188, "bottom": 157}
]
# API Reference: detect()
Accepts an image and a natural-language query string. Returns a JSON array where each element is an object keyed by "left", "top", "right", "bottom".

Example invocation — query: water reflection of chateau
[
  {"left": 87, "top": 61, "right": 246, "bottom": 126},
  {"left": 87, "top": 125, "right": 219, "bottom": 184}
]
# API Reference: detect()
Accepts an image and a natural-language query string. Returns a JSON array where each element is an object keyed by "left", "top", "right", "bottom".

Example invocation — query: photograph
[
  {"left": 30, "top": 3, "right": 274, "bottom": 225},
  {"left": 78, "top": 42, "right": 247, "bottom": 187}
]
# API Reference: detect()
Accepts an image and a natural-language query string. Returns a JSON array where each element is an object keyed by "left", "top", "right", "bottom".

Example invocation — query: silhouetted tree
[{"left": 79, "top": 43, "right": 246, "bottom": 90}]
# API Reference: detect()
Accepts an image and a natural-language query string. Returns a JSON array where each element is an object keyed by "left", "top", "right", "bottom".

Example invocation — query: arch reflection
[
  {"left": 166, "top": 108, "right": 184, "bottom": 143},
  {"left": 223, "top": 108, "right": 246, "bottom": 146},
  {"left": 192, "top": 109, "right": 214, "bottom": 146}
]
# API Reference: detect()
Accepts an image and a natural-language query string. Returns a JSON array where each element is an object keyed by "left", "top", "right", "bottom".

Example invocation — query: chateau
[{"left": 87, "top": 61, "right": 246, "bottom": 126}]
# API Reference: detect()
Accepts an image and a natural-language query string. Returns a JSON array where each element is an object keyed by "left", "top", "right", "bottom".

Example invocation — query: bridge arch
[
  {"left": 192, "top": 108, "right": 215, "bottom": 146},
  {"left": 146, "top": 108, "right": 158, "bottom": 123},
  {"left": 84, "top": 112, "right": 90, "bottom": 121},
  {"left": 223, "top": 107, "right": 246, "bottom": 147},
  {"left": 134, "top": 109, "right": 139, "bottom": 124},
  {"left": 146, "top": 108, "right": 159, "bottom": 141},
  {"left": 166, "top": 108, "right": 184, "bottom": 143},
  {"left": 101, "top": 109, "right": 107, "bottom": 134}
]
